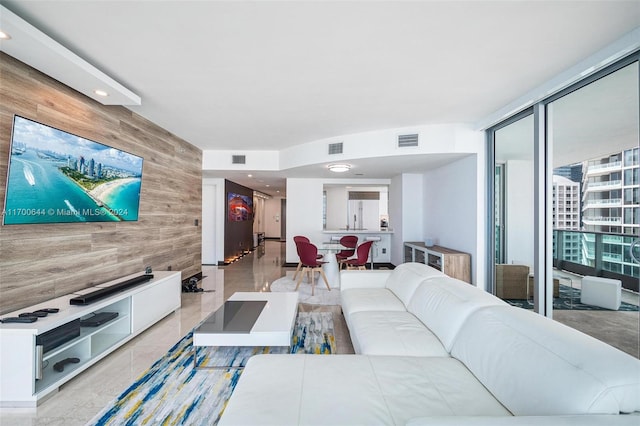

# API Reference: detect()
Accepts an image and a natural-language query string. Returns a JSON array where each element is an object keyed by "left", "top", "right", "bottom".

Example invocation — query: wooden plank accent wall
[{"left": 0, "top": 53, "right": 202, "bottom": 314}]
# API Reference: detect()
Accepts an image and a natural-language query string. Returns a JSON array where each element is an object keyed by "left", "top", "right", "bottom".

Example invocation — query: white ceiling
[{"left": 1, "top": 1, "right": 639, "bottom": 195}]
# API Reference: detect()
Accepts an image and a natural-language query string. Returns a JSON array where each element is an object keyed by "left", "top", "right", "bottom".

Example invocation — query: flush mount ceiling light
[{"left": 328, "top": 164, "right": 351, "bottom": 173}]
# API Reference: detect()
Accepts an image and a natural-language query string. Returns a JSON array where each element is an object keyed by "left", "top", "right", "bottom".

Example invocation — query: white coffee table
[{"left": 192, "top": 292, "right": 298, "bottom": 368}]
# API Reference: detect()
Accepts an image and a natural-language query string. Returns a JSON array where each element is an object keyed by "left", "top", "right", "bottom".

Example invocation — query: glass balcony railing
[
  {"left": 585, "top": 180, "right": 622, "bottom": 189},
  {"left": 582, "top": 216, "right": 622, "bottom": 224},
  {"left": 554, "top": 229, "right": 640, "bottom": 292},
  {"left": 586, "top": 161, "right": 622, "bottom": 174},
  {"left": 583, "top": 198, "right": 622, "bottom": 208}
]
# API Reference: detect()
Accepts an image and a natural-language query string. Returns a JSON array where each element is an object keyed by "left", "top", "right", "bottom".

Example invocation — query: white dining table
[{"left": 317, "top": 242, "right": 347, "bottom": 288}]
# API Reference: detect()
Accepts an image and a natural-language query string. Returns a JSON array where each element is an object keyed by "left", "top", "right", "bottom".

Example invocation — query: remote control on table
[
  {"left": 35, "top": 308, "right": 59, "bottom": 314},
  {"left": 1, "top": 316, "right": 38, "bottom": 323},
  {"left": 19, "top": 312, "right": 48, "bottom": 318}
]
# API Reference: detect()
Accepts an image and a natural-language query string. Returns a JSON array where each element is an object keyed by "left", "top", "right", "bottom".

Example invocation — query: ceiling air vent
[
  {"left": 398, "top": 133, "right": 419, "bottom": 148},
  {"left": 231, "top": 155, "right": 246, "bottom": 164},
  {"left": 328, "top": 142, "right": 343, "bottom": 155}
]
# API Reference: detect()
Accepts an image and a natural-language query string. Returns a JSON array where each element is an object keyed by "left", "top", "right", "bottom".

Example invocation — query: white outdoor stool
[{"left": 580, "top": 276, "right": 622, "bottom": 310}]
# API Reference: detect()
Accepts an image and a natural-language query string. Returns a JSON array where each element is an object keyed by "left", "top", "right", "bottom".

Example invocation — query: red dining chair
[
  {"left": 293, "top": 236, "right": 322, "bottom": 280},
  {"left": 345, "top": 240, "right": 374, "bottom": 270},
  {"left": 336, "top": 235, "right": 358, "bottom": 270},
  {"left": 295, "top": 241, "right": 331, "bottom": 296}
]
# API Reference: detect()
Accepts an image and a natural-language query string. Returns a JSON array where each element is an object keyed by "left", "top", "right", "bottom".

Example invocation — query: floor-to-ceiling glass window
[
  {"left": 489, "top": 55, "right": 639, "bottom": 358},
  {"left": 492, "top": 113, "right": 536, "bottom": 307},
  {"left": 546, "top": 60, "right": 639, "bottom": 357}
]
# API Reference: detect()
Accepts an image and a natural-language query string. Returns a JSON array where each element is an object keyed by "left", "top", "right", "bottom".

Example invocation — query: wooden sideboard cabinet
[{"left": 404, "top": 242, "right": 471, "bottom": 283}]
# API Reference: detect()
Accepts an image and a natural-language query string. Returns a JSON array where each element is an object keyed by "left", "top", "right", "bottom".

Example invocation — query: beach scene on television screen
[{"left": 3, "top": 116, "right": 143, "bottom": 224}]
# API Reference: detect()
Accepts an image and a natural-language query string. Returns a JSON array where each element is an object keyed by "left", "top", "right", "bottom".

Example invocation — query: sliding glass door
[
  {"left": 488, "top": 54, "right": 639, "bottom": 358},
  {"left": 545, "top": 60, "right": 639, "bottom": 356},
  {"left": 492, "top": 114, "right": 535, "bottom": 307}
]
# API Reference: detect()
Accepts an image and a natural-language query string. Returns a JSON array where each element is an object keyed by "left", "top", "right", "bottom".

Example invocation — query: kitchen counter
[
  {"left": 322, "top": 230, "right": 392, "bottom": 263},
  {"left": 323, "top": 229, "right": 393, "bottom": 234}
]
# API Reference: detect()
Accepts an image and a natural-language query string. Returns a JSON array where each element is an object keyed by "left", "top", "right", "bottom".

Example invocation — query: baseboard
[{"left": 373, "top": 262, "right": 395, "bottom": 270}]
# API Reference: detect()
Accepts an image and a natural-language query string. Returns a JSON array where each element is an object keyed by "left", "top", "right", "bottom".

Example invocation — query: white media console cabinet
[{"left": 0, "top": 271, "right": 181, "bottom": 407}]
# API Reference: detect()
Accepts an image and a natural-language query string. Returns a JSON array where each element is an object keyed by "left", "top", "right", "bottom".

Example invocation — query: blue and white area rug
[
  {"left": 88, "top": 311, "right": 335, "bottom": 426},
  {"left": 270, "top": 274, "right": 341, "bottom": 305}
]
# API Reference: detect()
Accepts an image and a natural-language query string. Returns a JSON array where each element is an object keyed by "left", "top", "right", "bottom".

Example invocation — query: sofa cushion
[
  {"left": 218, "top": 355, "right": 511, "bottom": 426},
  {"left": 341, "top": 288, "right": 405, "bottom": 323},
  {"left": 339, "top": 269, "right": 391, "bottom": 291},
  {"left": 406, "top": 276, "right": 506, "bottom": 351},
  {"left": 384, "top": 262, "right": 445, "bottom": 306},
  {"left": 451, "top": 306, "right": 640, "bottom": 415},
  {"left": 348, "top": 310, "right": 449, "bottom": 356}
]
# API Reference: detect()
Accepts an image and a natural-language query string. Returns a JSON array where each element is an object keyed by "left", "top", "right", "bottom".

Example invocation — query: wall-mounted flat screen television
[
  {"left": 2, "top": 115, "right": 144, "bottom": 225},
  {"left": 227, "top": 192, "right": 253, "bottom": 221}
]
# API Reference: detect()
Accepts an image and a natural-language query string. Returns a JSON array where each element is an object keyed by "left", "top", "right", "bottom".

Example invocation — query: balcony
[
  {"left": 585, "top": 161, "right": 622, "bottom": 175},
  {"left": 583, "top": 180, "right": 622, "bottom": 191},
  {"left": 582, "top": 198, "right": 622, "bottom": 209},
  {"left": 582, "top": 216, "right": 622, "bottom": 225},
  {"left": 554, "top": 229, "right": 639, "bottom": 292}
]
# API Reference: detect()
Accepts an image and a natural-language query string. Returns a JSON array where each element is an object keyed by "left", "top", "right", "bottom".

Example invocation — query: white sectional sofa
[{"left": 219, "top": 263, "right": 640, "bottom": 425}]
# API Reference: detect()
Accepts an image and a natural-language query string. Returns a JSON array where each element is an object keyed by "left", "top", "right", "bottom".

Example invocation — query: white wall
[
  {"left": 279, "top": 123, "right": 484, "bottom": 171},
  {"left": 389, "top": 175, "right": 404, "bottom": 265},
  {"left": 202, "top": 178, "right": 226, "bottom": 265},
  {"left": 202, "top": 182, "right": 216, "bottom": 264},
  {"left": 264, "top": 197, "right": 283, "bottom": 239},
  {"left": 505, "top": 159, "right": 534, "bottom": 267},
  {"left": 286, "top": 178, "right": 326, "bottom": 263},
  {"left": 202, "top": 149, "right": 279, "bottom": 171},
  {"left": 423, "top": 155, "right": 479, "bottom": 284},
  {"left": 389, "top": 173, "right": 425, "bottom": 266}
]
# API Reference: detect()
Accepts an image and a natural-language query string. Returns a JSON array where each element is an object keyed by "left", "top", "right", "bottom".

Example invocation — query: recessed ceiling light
[
  {"left": 265, "top": 184, "right": 270, "bottom": 187},
  {"left": 248, "top": 174, "right": 253, "bottom": 178},
  {"left": 0, "top": 30, "right": 12, "bottom": 40},
  {"left": 328, "top": 164, "right": 351, "bottom": 173},
  {"left": 94, "top": 89, "right": 109, "bottom": 97}
]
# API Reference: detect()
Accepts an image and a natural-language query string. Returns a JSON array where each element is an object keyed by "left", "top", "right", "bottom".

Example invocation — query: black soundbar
[{"left": 69, "top": 274, "right": 154, "bottom": 305}]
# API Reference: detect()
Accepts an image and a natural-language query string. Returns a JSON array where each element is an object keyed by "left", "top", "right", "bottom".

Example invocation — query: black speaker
[{"left": 182, "top": 277, "right": 203, "bottom": 293}]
